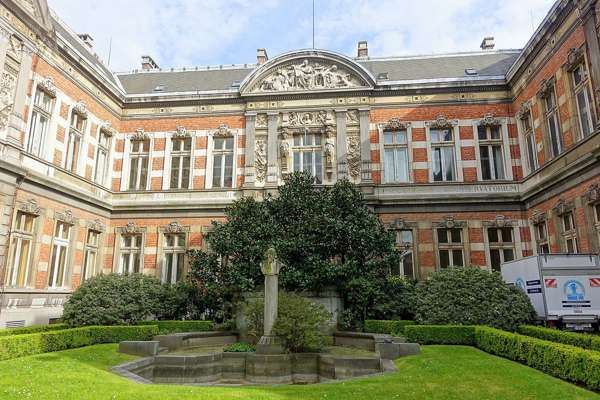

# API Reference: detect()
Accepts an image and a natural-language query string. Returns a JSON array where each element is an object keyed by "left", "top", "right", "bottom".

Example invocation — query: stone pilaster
[
  {"left": 266, "top": 112, "right": 278, "bottom": 185},
  {"left": 243, "top": 112, "right": 256, "bottom": 187},
  {"left": 359, "top": 107, "right": 372, "bottom": 183},
  {"left": 335, "top": 109, "right": 347, "bottom": 179},
  {"left": 577, "top": 0, "right": 600, "bottom": 126}
]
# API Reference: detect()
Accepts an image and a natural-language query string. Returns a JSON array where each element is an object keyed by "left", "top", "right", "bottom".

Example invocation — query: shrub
[
  {"left": 0, "top": 324, "right": 68, "bottom": 337},
  {"left": 368, "top": 276, "right": 416, "bottom": 321},
  {"left": 518, "top": 325, "right": 600, "bottom": 352},
  {"left": 363, "top": 320, "right": 416, "bottom": 335},
  {"left": 405, "top": 325, "right": 476, "bottom": 345},
  {"left": 0, "top": 325, "right": 157, "bottom": 361},
  {"left": 137, "top": 320, "right": 213, "bottom": 335},
  {"left": 224, "top": 342, "right": 255, "bottom": 352},
  {"left": 63, "top": 273, "right": 170, "bottom": 326},
  {"left": 413, "top": 267, "right": 536, "bottom": 331},
  {"left": 243, "top": 292, "right": 332, "bottom": 352},
  {"left": 475, "top": 326, "right": 600, "bottom": 390}
]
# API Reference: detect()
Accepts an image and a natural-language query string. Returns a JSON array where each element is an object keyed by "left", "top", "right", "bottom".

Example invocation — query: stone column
[
  {"left": 256, "top": 247, "right": 283, "bottom": 354},
  {"left": 358, "top": 107, "right": 372, "bottom": 183},
  {"left": 266, "top": 112, "right": 279, "bottom": 185},
  {"left": 335, "top": 109, "right": 347, "bottom": 179},
  {"left": 577, "top": 0, "right": 600, "bottom": 126},
  {"left": 243, "top": 112, "right": 256, "bottom": 187}
]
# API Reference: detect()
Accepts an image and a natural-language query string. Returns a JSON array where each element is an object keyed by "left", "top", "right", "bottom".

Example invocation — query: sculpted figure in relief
[
  {"left": 255, "top": 140, "right": 267, "bottom": 182},
  {"left": 347, "top": 136, "right": 361, "bottom": 178},
  {"left": 0, "top": 72, "right": 16, "bottom": 130}
]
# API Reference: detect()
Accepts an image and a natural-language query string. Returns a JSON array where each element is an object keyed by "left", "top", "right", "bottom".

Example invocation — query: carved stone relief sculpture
[
  {"left": 0, "top": 72, "right": 16, "bottom": 131},
  {"left": 279, "top": 132, "right": 290, "bottom": 174},
  {"left": 255, "top": 59, "right": 362, "bottom": 92},
  {"left": 324, "top": 129, "right": 335, "bottom": 172},
  {"left": 347, "top": 136, "right": 361, "bottom": 178},
  {"left": 255, "top": 139, "right": 267, "bottom": 182}
]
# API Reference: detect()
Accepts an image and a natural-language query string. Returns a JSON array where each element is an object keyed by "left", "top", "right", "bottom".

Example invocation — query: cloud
[{"left": 47, "top": 0, "right": 555, "bottom": 72}]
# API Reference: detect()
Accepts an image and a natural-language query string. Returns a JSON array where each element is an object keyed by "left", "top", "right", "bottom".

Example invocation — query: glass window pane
[
  {"left": 224, "top": 154, "right": 233, "bottom": 187},
  {"left": 397, "top": 131, "right": 407, "bottom": 144},
  {"left": 439, "top": 250, "right": 449, "bottom": 268},
  {"left": 396, "top": 148, "right": 408, "bottom": 182},
  {"left": 433, "top": 148, "right": 442, "bottom": 181},
  {"left": 490, "top": 249, "right": 501, "bottom": 272},
  {"left": 443, "top": 147, "right": 455, "bottom": 181},
  {"left": 501, "top": 228, "right": 513, "bottom": 243},
  {"left": 181, "top": 156, "right": 190, "bottom": 189},
  {"left": 480, "top": 146, "right": 491, "bottom": 180},
  {"left": 503, "top": 249, "right": 515, "bottom": 262},
  {"left": 450, "top": 229, "right": 461, "bottom": 243},
  {"left": 490, "top": 126, "right": 501, "bottom": 140},
  {"left": 225, "top": 137, "right": 234, "bottom": 150},
  {"left": 477, "top": 126, "right": 487, "bottom": 140},
  {"left": 384, "top": 131, "right": 394, "bottom": 144},
  {"left": 314, "top": 152, "right": 322, "bottom": 184},
  {"left": 384, "top": 149, "right": 395, "bottom": 183},
  {"left": 437, "top": 228, "right": 448, "bottom": 244},
  {"left": 452, "top": 250, "right": 463, "bottom": 266},
  {"left": 213, "top": 154, "right": 222, "bottom": 187},
  {"left": 492, "top": 145, "right": 505, "bottom": 179},
  {"left": 400, "top": 230, "right": 413, "bottom": 243},
  {"left": 488, "top": 228, "right": 498, "bottom": 243},
  {"left": 303, "top": 152, "right": 312, "bottom": 174}
]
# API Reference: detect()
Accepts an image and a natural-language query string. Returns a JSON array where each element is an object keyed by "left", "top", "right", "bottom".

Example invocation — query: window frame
[
  {"left": 571, "top": 63, "right": 595, "bottom": 140},
  {"left": 26, "top": 86, "right": 55, "bottom": 158},
  {"left": 162, "top": 232, "right": 187, "bottom": 284},
  {"left": 486, "top": 226, "right": 515, "bottom": 272},
  {"left": 533, "top": 220, "right": 550, "bottom": 254},
  {"left": 65, "top": 110, "right": 87, "bottom": 174},
  {"left": 561, "top": 211, "right": 579, "bottom": 253},
  {"left": 291, "top": 130, "right": 323, "bottom": 184},
  {"left": 127, "top": 138, "right": 150, "bottom": 191},
  {"left": 209, "top": 134, "right": 236, "bottom": 189},
  {"left": 7, "top": 211, "right": 36, "bottom": 288},
  {"left": 94, "top": 130, "right": 112, "bottom": 186},
  {"left": 436, "top": 226, "right": 465, "bottom": 269},
  {"left": 82, "top": 229, "right": 100, "bottom": 282},
  {"left": 118, "top": 234, "right": 143, "bottom": 274},
  {"left": 169, "top": 136, "right": 192, "bottom": 190},
  {"left": 427, "top": 123, "right": 460, "bottom": 183},
  {"left": 382, "top": 127, "right": 410, "bottom": 183},
  {"left": 519, "top": 110, "right": 539, "bottom": 174},
  {"left": 541, "top": 84, "right": 563, "bottom": 158},
  {"left": 476, "top": 123, "right": 509, "bottom": 181},
  {"left": 48, "top": 221, "right": 72, "bottom": 289}
]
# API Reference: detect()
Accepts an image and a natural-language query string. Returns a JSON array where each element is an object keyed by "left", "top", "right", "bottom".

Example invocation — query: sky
[{"left": 47, "top": 0, "right": 556, "bottom": 73}]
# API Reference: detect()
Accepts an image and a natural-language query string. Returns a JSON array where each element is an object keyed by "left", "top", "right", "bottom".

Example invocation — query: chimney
[
  {"left": 77, "top": 33, "right": 93, "bottom": 49},
  {"left": 480, "top": 36, "right": 495, "bottom": 50},
  {"left": 257, "top": 48, "right": 268, "bottom": 65},
  {"left": 357, "top": 40, "right": 368, "bottom": 58},
  {"left": 141, "top": 55, "right": 159, "bottom": 71}
]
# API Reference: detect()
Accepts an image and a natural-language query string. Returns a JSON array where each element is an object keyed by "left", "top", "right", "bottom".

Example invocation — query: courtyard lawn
[{"left": 0, "top": 344, "right": 597, "bottom": 400}]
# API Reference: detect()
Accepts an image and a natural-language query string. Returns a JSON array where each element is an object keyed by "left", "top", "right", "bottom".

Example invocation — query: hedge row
[
  {"left": 364, "top": 320, "right": 416, "bottom": 335},
  {"left": 137, "top": 320, "right": 213, "bottom": 334},
  {"left": 405, "top": 324, "right": 600, "bottom": 390},
  {"left": 0, "top": 324, "right": 68, "bottom": 337},
  {"left": 405, "top": 325, "right": 476, "bottom": 345},
  {"left": 518, "top": 325, "right": 600, "bottom": 352},
  {"left": 0, "top": 325, "right": 158, "bottom": 361}
]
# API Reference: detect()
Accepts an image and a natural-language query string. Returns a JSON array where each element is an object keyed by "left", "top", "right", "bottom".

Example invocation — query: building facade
[{"left": 0, "top": 0, "right": 599, "bottom": 327}]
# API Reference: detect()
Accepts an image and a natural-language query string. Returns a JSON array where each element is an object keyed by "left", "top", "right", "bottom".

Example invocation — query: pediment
[
  {"left": 4, "top": 0, "right": 53, "bottom": 35},
  {"left": 240, "top": 50, "right": 375, "bottom": 95}
]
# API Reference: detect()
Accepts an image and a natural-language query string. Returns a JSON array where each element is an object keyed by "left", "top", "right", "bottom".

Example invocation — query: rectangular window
[
  {"left": 544, "top": 86, "right": 562, "bottom": 158},
  {"left": 437, "top": 227, "right": 464, "bottom": 268},
  {"left": 430, "top": 128, "right": 456, "bottom": 182},
  {"left": 128, "top": 139, "right": 150, "bottom": 190},
  {"left": 170, "top": 137, "right": 192, "bottom": 189},
  {"left": 94, "top": 131, "right": 111, "bottom": 185},
  {"left": 572, "top": 64, "right": 595, "bottom": 139},
  {"left": 7, "top": 211, "right": 35, "bottom": 287},
  {"left": 119, "top": 234, "right": 142, "bottom": 274},
  {"left": 383, "top": 129, "right": 409, "bottom": 183},
  {"left": 561, "top": 211, "right": 578, "bottom": 253},
  {"left": 292, "top": 131, "right": 323, "bottom": 184},
  {"left": 65, "top": 112, "right": 86, "bottom": 173},
  {"left": 212, "top": 136, "right": 234, "bottom": 188},
  {"left": 82, "top": 230, "right": 99, "bottom": 281},
  {"left": 534, "top": 222, "right": 550, "bottom": 254},
  {"left": 478, "top": 125, "right": 505, "bottom": 180},
  {"left": 163, "top": 233, "right": 186, "bottom": 284},
  {"left": 520, "top": 111, "right": 538, "bottom": 172},
  {"left": 487, "top": 227, "right": 515, "bottom": 272},
  {"left": 394, "top": 229, "right": 414, "bottom": 278},
  {"left": 27, "top": 88, "right": 54, "bottom": 157},
  {"left": 48, "top": 221, "right": 71, "bottom": 288}
]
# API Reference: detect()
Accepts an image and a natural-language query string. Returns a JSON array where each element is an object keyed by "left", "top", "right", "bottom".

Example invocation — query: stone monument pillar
[{"left": 256, "top": 247, "right": 284, "bottom": 354}]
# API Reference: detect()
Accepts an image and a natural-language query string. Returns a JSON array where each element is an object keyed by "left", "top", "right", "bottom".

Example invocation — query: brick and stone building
[{"left": 0, "top": 0, "right": 599, "bottom": 327}]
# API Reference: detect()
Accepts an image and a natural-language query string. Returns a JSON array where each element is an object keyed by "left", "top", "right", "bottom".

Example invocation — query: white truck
[{"left": 501, "top": 254, "right": 600, "bottom": 331}]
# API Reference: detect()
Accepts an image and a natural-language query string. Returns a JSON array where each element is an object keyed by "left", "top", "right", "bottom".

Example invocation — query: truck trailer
[{"left": 501, "top": 254, "right": 600, "bottom": 331}]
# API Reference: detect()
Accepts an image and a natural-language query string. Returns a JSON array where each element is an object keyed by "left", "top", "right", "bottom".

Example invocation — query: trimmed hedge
[
  {"left": 0, "top": 324, "right": 68, "bottom": 337},
  {"left": 0, "top": 325, "right": 158, "bottom": 361},
  {"left": 364, "top": 320, "right": 416, "bottom": 335},
  {"left": 518, "top": 325, "right": 600, "bottom": 352},
  {"left": 476, "top": 326, "right": 600, "bottom": 390},
  {"left": 137, "top": 320, "right": 213, "bottom": 334},
  {"left": 405, "top": 325, "right": 476, "bottom": 345}
]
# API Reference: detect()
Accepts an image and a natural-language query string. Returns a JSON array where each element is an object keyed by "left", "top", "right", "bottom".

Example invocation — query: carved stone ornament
[
  {"left": 254, "top": 59, "right": 362, "bottom": 93},
  {"left": 38, "top": 76, "right": 56, "bottom": 97},
  {"left": 87, "top": 219, "right": 105, "bottom": 232},
  {"left": 517, "top": 101, "right": 532, "bottom": 120},
  {"left": 255, "top": 139, "right": 267, "bottom": 182},
  {"left": 484, "top": 215, "right": 513, "bottom": 228},
  {"left": 279, "top": 137, "right": 290, "bottom": 173},
  {"left": 99, "top": 121, "right": 117, "bottom": 137},
  {"left": 347, "top": 110, "right": 359, "bottom": 125},
  {"left": 213, "top": 123, "right": 232, "bottom": 137},
  {"left": 479, "top": 113, "right": 501, "bottom": 127},
  {"left": 55, "top": 209, "right": 77, "bottom": 225},
  {"left": 72, "top": 100, "right": 88, "bottom": 118},
  {"left": 18, "top": 199, "right": 41, "bottom": 216},
  {"left": 256, "top": 114, "right": 268, "bottom": 128},
  {"left": 428, "top": 115, "right": 456, "bottom": 130},
  {"left": 382, "top": 117, "right": 408, "bottom": 131},
  {"left": 284, "top": 111, "right": 333, "bottom": 127},
  {"left": 436, "top": 216, "right": 465, "bottom": 229},
  {"left": 347, "top": 136, "right": 361, "bottom": 178},
  {"left": 585, "top": 183, "right": 600, "bottom": 203},
  {"left": 117, "top": 222, "right": 146, "bottom": 234},
  {"left": 161, "top": 221, "right": 189, "bottom": 233},
  {"left": 0, "top": 72, "right": 16, "bottom": 130},
  {"left": 529, "top": 209, "right": 546, "bottom": 224},
  {"left": 537, "top": 78, "right": 554, "bottom": 99},
  {"left": 130, "top": 128, "right": 149, "bottom": 141},
  {"left": 388, "top": 218, "right": 416, "bottom": 230},
  {"left": 565, "top": 47, "right": 584, "bottom": 71},
  {"left": 173, "top": 125, "right": 189, "bottom": 138},
  {"left": 553, "top": 198, "right": 574, "bottom": 216},
  {"left": 324, "top": 135, "right": 335, "bottom": 170}
]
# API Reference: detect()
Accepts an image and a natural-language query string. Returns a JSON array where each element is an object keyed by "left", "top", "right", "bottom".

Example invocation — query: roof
[{"left": 115, "top": 50, "right": 520, "bottom": 95}]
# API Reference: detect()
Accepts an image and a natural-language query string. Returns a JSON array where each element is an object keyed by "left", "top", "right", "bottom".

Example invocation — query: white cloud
[{"left": 47, "top": 0, "right": 556, "bottom": 72}]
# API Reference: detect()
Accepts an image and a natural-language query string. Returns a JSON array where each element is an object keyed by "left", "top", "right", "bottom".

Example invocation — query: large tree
[{"left": 188, "top": 172, "right": 402, "bottom": 326}]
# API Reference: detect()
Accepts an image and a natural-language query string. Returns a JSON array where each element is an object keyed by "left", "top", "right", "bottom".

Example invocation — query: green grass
[{"left": 0, "top": 344, "right": 597, "bottom": 400}]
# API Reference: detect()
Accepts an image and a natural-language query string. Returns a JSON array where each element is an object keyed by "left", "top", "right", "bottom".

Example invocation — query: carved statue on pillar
[
  {"left": 324, "top": 126, "right": 335, "bottom": 173},
  {"left": 256, "top": 247, "right": 284, "bottom": 354}
]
